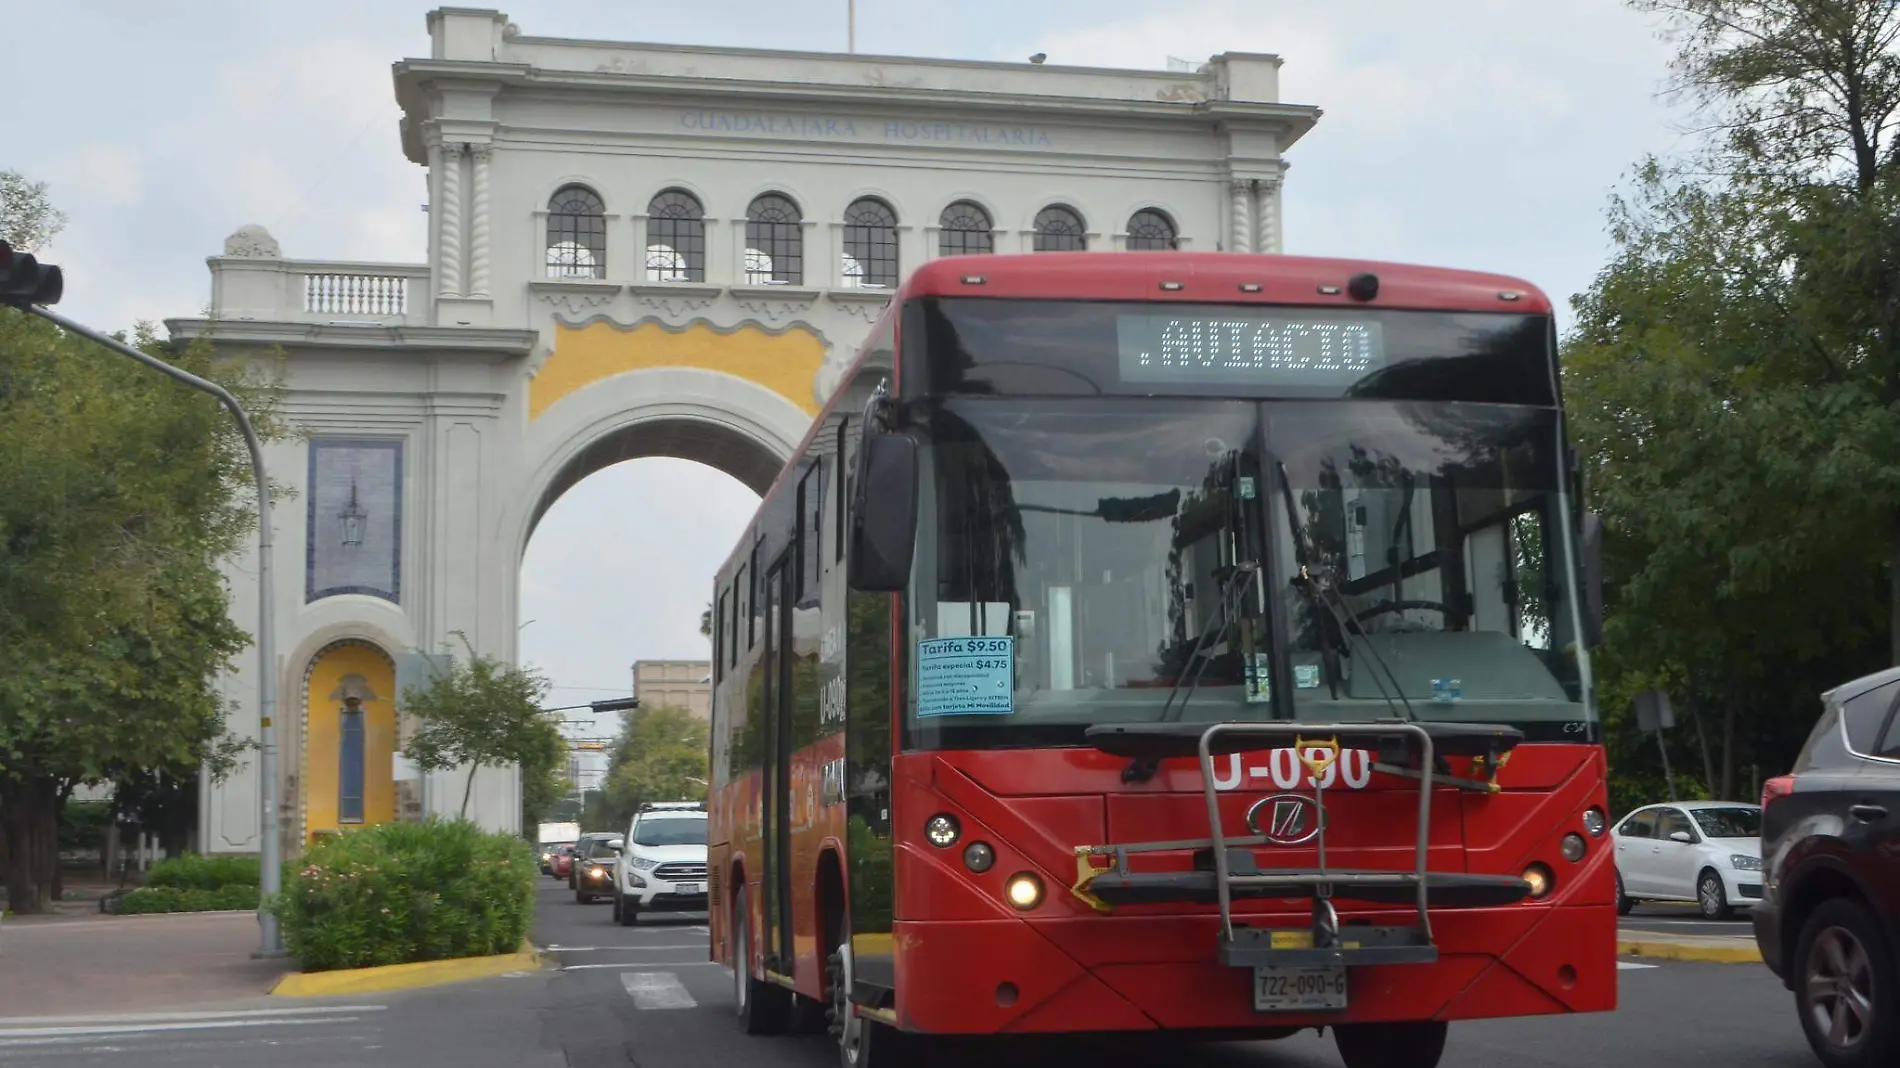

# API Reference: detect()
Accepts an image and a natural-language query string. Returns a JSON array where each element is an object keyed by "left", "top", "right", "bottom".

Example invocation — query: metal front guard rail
[{"left": 1193, "top": 721, "right": 1437, "bottom": 945}]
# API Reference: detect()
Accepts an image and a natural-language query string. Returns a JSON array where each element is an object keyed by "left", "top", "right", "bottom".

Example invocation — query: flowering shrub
[{"left": 268, "top": 818, "right": 536, "bottom": 972}]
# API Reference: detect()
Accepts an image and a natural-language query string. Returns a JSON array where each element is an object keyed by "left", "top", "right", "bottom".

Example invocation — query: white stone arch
[
  {"left": 640, "top": 179, "right": 716, "bottom": 216},
  {"left": 832, "top": 186, "right": 906, "bottom": 225},
  {"left": 1021, "top": 194, "right": 1096, "bottom": 234},
  {"left": 937, "top": 191, "right": 1006, "bottom": 228},
  {"left": 933, "top": 192, "right": 1007, "bottom": 258},
  {"left": 502, "top": 364, "right": 809, "bottom": 580},
  {"left": 539, "top": 175, "right": 617, "bottom": 215},
  {"left": 739, "top": 182, "right": 812, "bottom": 219},
  {"left": 1119, "top": 199, "right": 1188, "bottom": 248}
]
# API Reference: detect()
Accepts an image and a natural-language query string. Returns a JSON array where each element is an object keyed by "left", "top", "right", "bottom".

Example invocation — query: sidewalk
[{"left": 0, "top": 910, "right": 289, "bottom": 1018}]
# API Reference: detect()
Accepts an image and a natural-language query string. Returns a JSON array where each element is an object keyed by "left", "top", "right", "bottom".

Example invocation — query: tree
[
  {"left": 598, "top": 705, "right": 709, "bottom": 820},
  {"left": 0, "top": 307, "right": 285, "bottom": 913},
  {"left": 399, "top": 636, "right": 567, "bottom": 820},
  {"left": 0, "top": 169, "right": 66, "bottom": 250}
]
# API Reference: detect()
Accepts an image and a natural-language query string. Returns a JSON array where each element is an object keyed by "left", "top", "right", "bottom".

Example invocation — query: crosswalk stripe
[{"left": 622, "top": 971, "right": 697, "bottom": 1009}]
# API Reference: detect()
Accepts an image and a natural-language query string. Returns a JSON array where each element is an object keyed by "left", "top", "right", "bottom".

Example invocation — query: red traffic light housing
[{"left": 0, "top": 239, "right": 63, "bottom": 307}]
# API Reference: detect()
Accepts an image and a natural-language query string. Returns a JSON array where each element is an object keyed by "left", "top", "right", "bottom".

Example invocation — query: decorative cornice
[{"left": 165, "top": 317, "right": 539, "bottom": 358}]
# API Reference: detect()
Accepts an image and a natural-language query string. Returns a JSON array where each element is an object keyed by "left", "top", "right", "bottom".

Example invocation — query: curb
[
  {"left": 1618, "top": 938, "right": 1762, "bottom": 964},
  {"left": 270, "top": 947, "right": 550, "bottom": 997}
]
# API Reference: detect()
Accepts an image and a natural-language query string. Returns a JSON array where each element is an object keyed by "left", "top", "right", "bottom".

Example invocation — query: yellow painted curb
[
  {"left": 1618, "top": 938, "right": 1762, "bottom": 964},
  {"left": 270, "top": 949, "right": 548, "bottom": 997}
]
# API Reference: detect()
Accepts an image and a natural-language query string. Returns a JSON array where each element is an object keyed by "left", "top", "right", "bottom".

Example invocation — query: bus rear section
[{"left": 882, "top": 727, "right": 1617, "bottom": 1061}]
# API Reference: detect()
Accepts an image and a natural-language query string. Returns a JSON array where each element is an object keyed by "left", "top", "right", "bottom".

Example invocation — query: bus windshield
[{"left": 903, "top": 397, "right": 1590, "bottom": 750}]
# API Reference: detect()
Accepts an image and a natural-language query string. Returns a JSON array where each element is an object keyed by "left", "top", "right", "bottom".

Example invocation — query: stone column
[
  {"left": 438, "top": 141, "right": 466, "bottom": 298},
  {"left": 469, "top": 143, "right": 492, "bottom": 298},
  {"left": 1254, "top": 176, "right": 1283, "bottom": 255},
  {"left": 1229, "top": 178, "right": 1254, "bottom": 254}
]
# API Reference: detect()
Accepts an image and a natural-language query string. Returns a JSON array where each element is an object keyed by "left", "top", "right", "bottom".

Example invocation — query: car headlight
[
  {"left": 1730, "top": 854, "right": 1761, "bottom": 872},
  {"left": 630, "top": 856, "right": 660, "bottom": 870}
]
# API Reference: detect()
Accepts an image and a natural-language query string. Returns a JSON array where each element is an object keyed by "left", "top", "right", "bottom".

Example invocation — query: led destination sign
[{"left": 1116, "top": 312, "right": 1387, "bottom": 387}]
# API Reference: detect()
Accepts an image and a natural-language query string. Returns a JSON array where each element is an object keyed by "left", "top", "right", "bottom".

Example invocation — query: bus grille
[{"left": 656, "top": 863, "right": 709, "bottom": 882}]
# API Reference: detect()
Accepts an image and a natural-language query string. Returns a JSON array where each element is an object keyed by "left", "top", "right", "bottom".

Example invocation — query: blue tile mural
[{"left": 306, "top": 438, "right": 403, "bottom": 603}]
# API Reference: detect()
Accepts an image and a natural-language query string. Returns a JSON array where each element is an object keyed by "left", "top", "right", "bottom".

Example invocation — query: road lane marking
[
  {"left": 0, "top": 1015, "right": 372, "bottom": 1045},
  {"left": 565, "top": 961, "right": 722, "bottom": 971},
  {"left": 622, "top": 971, "right": 698, "bottom": 1009},
  {"left": 1617, "top": 962, "right": 1659, "bottom": 970},
  {"left": 547, "top": 944, "right": 705, "bottom": 952},
  {"left": 0, "top": 1006, "right": 386, "bottom": 1028}
]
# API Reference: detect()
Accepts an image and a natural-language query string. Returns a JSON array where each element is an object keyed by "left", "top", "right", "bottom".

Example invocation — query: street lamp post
[{"left": 22, "top": 304, "right": 286, "bottom": 959}]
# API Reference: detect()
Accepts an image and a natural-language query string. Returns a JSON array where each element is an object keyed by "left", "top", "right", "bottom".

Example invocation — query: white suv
[{"left": 611, "top": 802, "right": 709, "bottom": 926}]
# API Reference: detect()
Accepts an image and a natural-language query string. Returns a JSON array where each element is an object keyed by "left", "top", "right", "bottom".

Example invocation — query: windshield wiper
[
  {"left": 1122, "top": 559, "right": 1259, "bottom": 784},
  {"left": 1274, "top": 462, "right": 1416, "bottom": 724}
]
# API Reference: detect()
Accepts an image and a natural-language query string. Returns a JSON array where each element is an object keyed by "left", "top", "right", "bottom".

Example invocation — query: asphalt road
[
  {"left": 0, "top": 881, "right": 1818, "bottom": 1067},
  {"left": 1617, "top": 901, "right": 1758, "bottom": 943}
]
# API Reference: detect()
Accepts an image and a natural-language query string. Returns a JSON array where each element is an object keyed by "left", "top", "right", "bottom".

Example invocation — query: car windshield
[
  {"left": 634, "top": 818, "right": 707, "bottom": 847},
  {"left": 1266, "top": 401, "right": 1588, "bottom": 735},
  {"left": 903, "top": 398, "right": 1593, "bottom": 749},
  {"left": 1691, "top": 807, "right": 1761, "bottom": 838},
  {"left": 584, "top": 839, "right": 618, "bottom": 859}
]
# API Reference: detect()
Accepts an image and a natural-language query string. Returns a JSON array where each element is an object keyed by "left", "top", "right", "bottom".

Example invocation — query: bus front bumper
[{"left": 884, "top": 905, "right": 1616, "bottom": 1035}]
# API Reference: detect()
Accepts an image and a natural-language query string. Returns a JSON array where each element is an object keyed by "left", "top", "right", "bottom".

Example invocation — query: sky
[{"left": 5, "top": 0, "right": 1694, "bottom": 728}]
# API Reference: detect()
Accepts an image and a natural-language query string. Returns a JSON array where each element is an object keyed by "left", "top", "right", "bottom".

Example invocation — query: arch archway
[{"left": 299, "top": 638, "right": 398, "bottom": 847}]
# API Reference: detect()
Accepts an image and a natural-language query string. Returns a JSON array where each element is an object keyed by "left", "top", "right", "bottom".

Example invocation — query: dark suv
[{"left": 1753, "top": 667, "right": 1900, "bottom": 1067}]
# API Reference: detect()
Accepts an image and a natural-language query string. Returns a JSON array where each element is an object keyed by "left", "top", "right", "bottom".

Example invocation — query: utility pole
[{"left": 3, "top": 241, "right": 285, "bottom": 956}]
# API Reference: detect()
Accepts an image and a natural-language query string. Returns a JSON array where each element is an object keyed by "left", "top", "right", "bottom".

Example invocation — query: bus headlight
[
  {"left": 1523, "top": 863, "right": 1554, "bottom": 898},
  {"left": 1560, "top": 833, "right": 1587, "bottom": 862},
  {"left": 1005, "top": 872, "right": 1043, "bottom": 911},
  {"left": 925, "top": 814, "right": 961, "bottom": 848},
  {"left": 1582, "top": 808, "right": 1606, "bottom": 837},
  {"left": 963, "top": 842, "right": 995, "bottom": 873}
]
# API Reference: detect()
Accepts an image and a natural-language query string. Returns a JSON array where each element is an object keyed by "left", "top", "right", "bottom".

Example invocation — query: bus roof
[{"left": 895, "top": 251, "right": 1554, "bottom": 315}]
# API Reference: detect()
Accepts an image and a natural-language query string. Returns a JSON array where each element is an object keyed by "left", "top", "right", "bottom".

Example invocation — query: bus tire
[
  {"left": 1333, "top": 1020, "right": 1448, "bottom": 1068},
  {"left": 827, "top": 940, "right": 907, "bottom": 1068},
  {"left": 733, "top": 885, "right": 789, "bottom": 1034}
]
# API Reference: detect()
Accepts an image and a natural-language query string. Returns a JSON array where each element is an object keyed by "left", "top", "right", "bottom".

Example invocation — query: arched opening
[
  {"left": 518, "top": 414, "right": 776, "bottom": 821},
  {"left": 299, "top": 638, "right": 398, "bottom": 847}
]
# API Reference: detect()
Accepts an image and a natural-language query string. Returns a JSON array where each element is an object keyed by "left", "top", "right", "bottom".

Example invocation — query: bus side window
[
  {"left": 732, "top": 563, "right": 747, "bottom": 662},
  {"left": 714, "top": 589, "right": 729, "bottom": 681},
  {"left": 834, "top": 416, "right": 850, "bottom": 564}
]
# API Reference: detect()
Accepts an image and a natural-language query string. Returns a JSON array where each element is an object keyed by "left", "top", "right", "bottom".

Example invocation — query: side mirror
[
  {"left": 607, "top": 838, "right": 625, "bottom": 852},
  {"left": 1668, "top": 830, "right": 1693, "bottom": 844},
  {"left": 1580, "top": 510, "right": 1605, "bottom": 648},
  {"left": 847, "top": 432, "right": 919, "bottom": 592}
]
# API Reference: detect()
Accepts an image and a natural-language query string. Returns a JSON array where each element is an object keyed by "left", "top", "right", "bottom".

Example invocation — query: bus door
[{"left": 761, "top": 556, "right": 797, "bottom": 971}]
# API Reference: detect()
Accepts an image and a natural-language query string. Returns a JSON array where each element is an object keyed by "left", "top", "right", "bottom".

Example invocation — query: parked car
[
  {"left": 611, "top": 801, "right": 708, "bottom": 926},
  {"left": 1612, "top": 800, "right": 1763, "bottom": 919},
  {"left": 1753, "top": 666, "right": 1900, "bottom": 1068},
  {"left": 572, "top": 833, "right": 622, "bottom": 904}
]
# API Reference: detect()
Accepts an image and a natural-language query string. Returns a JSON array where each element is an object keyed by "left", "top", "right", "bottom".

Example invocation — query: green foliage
[
  {"left": 598, "top": 706, "right": 709, "bottom": 822},
  {"left": 120, "top": 884, "right": 259, "bottom": 914},
  {"left": 56, "top": 800, "right": 112, "bottom": 853},
  {"left": 268, "top": 819, "right": 536, "bottom": 972},
  {"left": 145, "top": 852, "right": 261, "bottom": 892},
  {"left": 1566, "top": 0, "right": 1900, "bottom": 804},
  {"left": 398, "top": 636, "right": 565, "bottom": 820},
  {"left": 0, "top": 270, "right": 288, "bottom": 913},
  {"left": 0, "top": 169, "right": 66, "bottom": 250}
]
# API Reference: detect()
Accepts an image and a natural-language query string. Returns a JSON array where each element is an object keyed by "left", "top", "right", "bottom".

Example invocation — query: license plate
[
  {"left": 1253, "top": 965, "right": 1348, "bottom": 1012},
  {"left": 675, "top": 882, "right": 702, "bottom": 895}
]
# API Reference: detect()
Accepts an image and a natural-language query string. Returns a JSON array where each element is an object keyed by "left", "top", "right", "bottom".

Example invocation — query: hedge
[
  {"left": 120, "top": 884, "right": 259, "bottom": 914},
  {"left": 267, "top": 818, "right": 536, "bottom": 973},
  {"left": 145, "top": 853, "right": 261, "bottom": 892}
]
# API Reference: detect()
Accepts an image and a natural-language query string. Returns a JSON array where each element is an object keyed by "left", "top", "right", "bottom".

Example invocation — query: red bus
[{"left": 706, "top": 251, "right": 1614, "bottom": 1068}]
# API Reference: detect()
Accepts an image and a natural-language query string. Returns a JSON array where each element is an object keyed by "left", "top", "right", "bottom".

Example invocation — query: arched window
[
  {"left": 842, "top": 197, "right": 899, "bottom": 288},
  {"left": 745, "top": 193, "right": 803, "bottom": 285},
  {"left": 546, "top": 185, "right": 607, "bottom": 279},
  {"left": 1126, "top": 209, "right": 1179, "bottom": 251},
  {"left": 939, "top": 201, "right": 994, "bottom": 256},
  {"left": 646, "top": 189, "right": 706, "bottom": 283},
  {"left": 1033, "top": 204, "right": 1086, "bottom": 252}
]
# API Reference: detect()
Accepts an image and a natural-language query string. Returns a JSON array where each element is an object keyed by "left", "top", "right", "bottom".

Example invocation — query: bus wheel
[
  {"left": 1333, "top": 1020, "right": 1449, "bottom": 1068},
  {"left": 827, "top": 940, "right": 906, "bottom": 1068},
  {"left": 733, "top": 885, "right": 788, "bottom": 1034}
]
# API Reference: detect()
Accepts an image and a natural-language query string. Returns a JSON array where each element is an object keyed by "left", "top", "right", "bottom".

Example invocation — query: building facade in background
[
  {"left": 634, "top": 659, "right": 713, "bottom": 719},
  {"left": 167, "top": 7, "right": 1320, "bottom": 856}
]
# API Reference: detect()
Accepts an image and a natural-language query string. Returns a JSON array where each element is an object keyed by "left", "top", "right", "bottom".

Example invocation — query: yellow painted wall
[
  {"left": 530, "top": 319, "right": 826, "bottom": 420},
  {"left": 303, "top": 642, "right": 398, "bottom": 844}
]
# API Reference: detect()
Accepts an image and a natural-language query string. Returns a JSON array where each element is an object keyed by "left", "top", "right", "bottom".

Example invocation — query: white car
[
  {"left": 1612, "top": 800, "right": 1763, "bottom": 920},
  {"left": 611, "top": 802, "right": 709, "bottom": 926}
]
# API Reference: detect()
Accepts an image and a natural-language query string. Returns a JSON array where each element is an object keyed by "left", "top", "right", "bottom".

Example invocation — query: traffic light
[{"left": 0, "top": 239, "right": 63, "bottom": 307}]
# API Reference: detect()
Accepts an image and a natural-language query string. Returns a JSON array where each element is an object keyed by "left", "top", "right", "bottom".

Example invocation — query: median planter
[{"left": 267, "top": 818, "right": 536, "bottom": 973}]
